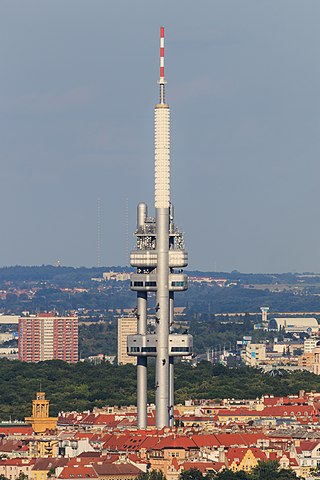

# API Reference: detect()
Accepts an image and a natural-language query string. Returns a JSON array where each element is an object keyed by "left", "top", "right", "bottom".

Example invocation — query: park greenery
[
  {"left": 139, "top": 463, "right": 300, "bottom": 480},
  {"left": 1, "top": 359, "right": 320, "bottom": 421},
  {"left": 186, "top": 463, "right": 299, "bottom": 479}
]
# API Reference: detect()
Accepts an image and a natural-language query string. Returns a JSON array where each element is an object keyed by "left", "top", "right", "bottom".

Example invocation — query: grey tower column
[
  {"left": 169, "top": 357, "right": 174, "bottom": 426},
  {"left": 169, "top": 291, "right": 174, "bottom": 426},
  {"left": 155, "top": 207, "right": 170, "bottom": 428},
  {"left": 137, "top": 291, "right": 148, "bottom": 429}
]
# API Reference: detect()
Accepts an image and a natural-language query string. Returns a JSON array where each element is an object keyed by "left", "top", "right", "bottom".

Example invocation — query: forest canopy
[{"left": 1, "top": 359, "right": 320, "bottom": 421}]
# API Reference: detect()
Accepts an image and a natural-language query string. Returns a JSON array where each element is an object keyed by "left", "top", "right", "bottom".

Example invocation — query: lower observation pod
[{"left": 127, "top": 333, "right": 193, "bottom": 357}]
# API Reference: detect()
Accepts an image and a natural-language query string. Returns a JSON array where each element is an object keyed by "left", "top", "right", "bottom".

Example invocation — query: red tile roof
[
  {"left": 0, "top": 426, "right": 33, "bottom": 436},
  {"left": 182, "top": 461, "right": 225, "bottom": 474},
  {"left": 92, "top": 463, "right": 142, "bottom": 476},
  {"left": 226, "top": 447, "right": 266, "bottom": 466},
  {"left": 215, "top": 434, "right": 247, "bottom": 447},
  {"left": 153, "top": 436, "right": 198, "bottom": 450},
  {"left": 192, "top": 434, "right": 220, "bottom": 448},
  {"left": 33, "top": 458, "right": 68, "bottom": 471},
  {"left": 58, "top": 465, "right": 97, "bottom": 479}
]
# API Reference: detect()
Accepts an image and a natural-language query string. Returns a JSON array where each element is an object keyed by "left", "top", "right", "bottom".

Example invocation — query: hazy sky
[{"left": 1, "top": 1, "right": 320, "bottom": 273}]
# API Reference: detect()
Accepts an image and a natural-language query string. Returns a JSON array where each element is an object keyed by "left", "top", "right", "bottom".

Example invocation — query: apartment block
[
  {"left": 117, "top": 317, "right": 137, "bottom": 365},
  {"left": 244, "top": 343, "right": 266, "bottom": 367},
  {"left": 18, "top": 314, "right": 78, "bottom": 363}
]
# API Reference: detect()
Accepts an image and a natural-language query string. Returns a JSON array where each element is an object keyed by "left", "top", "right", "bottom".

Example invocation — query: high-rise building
[
  {"left": 117, "top": 317, "right": 137, "bottom": 365},
  {"left": 18, "top": 313, "right": 78, "bottom": 363}
]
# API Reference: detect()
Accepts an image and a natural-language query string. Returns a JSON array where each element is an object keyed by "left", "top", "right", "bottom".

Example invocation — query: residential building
[
  {"left": 117, "top": 317, "right": 137, "bottom": 365},
  {"left": 226, "top": 447, "right": 267, "bottom": 472},
  {"left": 304, "top": 338, "right": 319, "bottom": 353},
  {"left": 103, "top": 272, "right": 131, "bottom": 282},
  {"left": 313, "top": 347, "right": 320, "bottom": 375},
  {"left": 298, "top": 353, "right": 314, "bottom": 369},
  {"left": 244, "top": 343, "right": 266, "bottom": 367},
  {"left": 18, "top": 313, "right": 78, "bottom": 363}
]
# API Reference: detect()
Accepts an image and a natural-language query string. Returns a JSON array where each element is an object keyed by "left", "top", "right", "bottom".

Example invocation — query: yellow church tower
[{"left": 25, "top": 392, "right": 58, "bottom": 433}]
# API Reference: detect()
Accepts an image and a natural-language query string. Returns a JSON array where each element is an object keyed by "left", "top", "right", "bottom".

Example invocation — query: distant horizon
[{"left": 0, "top": 264, "right": 319, "bottom": 276}]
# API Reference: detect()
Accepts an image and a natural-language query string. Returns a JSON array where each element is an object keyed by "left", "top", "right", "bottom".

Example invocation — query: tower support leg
[
  {"left": 169, "top": 356, "right": 174, "bottom": 426},
  {"left": 169, "top": 291, "right": 174, "bottom": 426},
  {"left": 137, "top": 292, "right": 148, "bottom": 429}
]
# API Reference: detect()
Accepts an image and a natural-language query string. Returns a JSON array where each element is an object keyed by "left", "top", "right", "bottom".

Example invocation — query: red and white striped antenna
[
  {"left": 160, "top": 26, "right": 165, "bottom": 84},
  {"left": 158, "top": 26, "right": 166, "bottom": 103}
]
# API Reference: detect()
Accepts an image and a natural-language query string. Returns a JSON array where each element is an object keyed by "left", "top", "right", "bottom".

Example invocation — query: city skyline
[{"left": 1, "top": 1, "right": 320, "bottom": 273}]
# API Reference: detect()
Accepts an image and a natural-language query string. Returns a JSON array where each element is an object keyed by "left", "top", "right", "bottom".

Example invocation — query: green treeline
[
  {"left": 1, "top": 360, "right": 320, "bottom": 421},
  {"left": 179, "top": 463, "right": 299, "bottom": 479}
]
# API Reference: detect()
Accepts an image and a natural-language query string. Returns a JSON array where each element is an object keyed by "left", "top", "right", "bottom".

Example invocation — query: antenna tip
[{"left": 159, "top": 26, "right": 165, "bottom": 85}]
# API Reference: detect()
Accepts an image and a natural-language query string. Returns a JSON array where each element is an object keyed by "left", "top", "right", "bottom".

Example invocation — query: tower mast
[{"left": 154, "top": 25, "right": 170, "bottom": 428}]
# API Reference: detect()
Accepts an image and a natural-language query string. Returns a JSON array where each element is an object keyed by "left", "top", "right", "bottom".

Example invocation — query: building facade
[
  {"left": 117, "top": 317, "right": 137, "bottom": 365},
  {"left": 25, "top": 391, "right": 58, "bottom": 434},
  {"left": 304, "top": 338, "right": 318, "bottom": 353},
  {"left": 244, "top": 343, "right": 266, "bottom": 367},
  {"left": 18, "top": 314, "right": 78, "bottom": 363}
]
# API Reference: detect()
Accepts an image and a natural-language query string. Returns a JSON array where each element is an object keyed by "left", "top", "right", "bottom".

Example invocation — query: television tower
[{"left": 127, "top": 27, "right": 193, "bottom": 429}]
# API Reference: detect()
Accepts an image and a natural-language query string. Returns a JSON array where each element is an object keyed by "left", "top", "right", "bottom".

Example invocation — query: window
[
  {"left": 134, "top": 281, "right": 143, "bottom": 287},
  {"left": 141, "top": 347, "right": 157, "bottom": 353},
  {"left": 130, "top": 347, "right": 140, "bottom": 352},
  {"left": 171, "top": 347, "right": 190, "bottom": 353},
  {"left": 145, "top": 281, "right": 157, "bottom": 287},
  {"left": 171, "top": 281, "right": 185, "bottom": 287}
]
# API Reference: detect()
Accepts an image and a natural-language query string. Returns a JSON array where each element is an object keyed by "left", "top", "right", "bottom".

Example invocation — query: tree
[
  {"left": 137, "top": 470, "right": 166, "bottom": 480},
  {"left": 250, "top": 461, "right": 298, "bottom": 480},
  {"left": 213, "top": 470, "right": 249, "bottom": 480},
  {"left": 179, "top": 468, "right": 204, "bottom": 480},
  {"left": 17, "top": 474, "right": 29, "bottom": 480}
]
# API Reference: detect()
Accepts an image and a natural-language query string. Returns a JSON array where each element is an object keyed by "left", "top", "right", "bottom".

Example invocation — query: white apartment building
[
  {"left": 117, "top": 317, "right": 137, "bottom": 365},
  {"left": 304, "top": 338, "right": 319, "bottom": 354},
  {"left": 244, "top": 343, "right": 266, "bottom": 367}
]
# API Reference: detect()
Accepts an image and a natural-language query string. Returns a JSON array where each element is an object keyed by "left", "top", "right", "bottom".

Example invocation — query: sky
[{"left": 1, "top": 0, "right": 320, "bottom": 273}]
